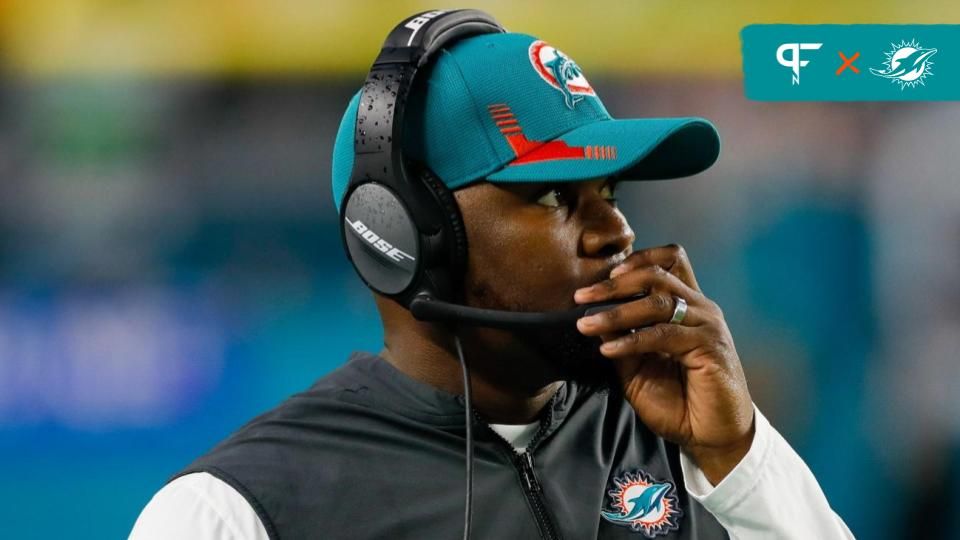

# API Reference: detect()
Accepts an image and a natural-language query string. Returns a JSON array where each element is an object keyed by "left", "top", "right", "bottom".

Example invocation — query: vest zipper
[
  {"left": 471, "top": 389, "right": 563, "bottom": 540},
  {"left": 514, "top": 450, "right": 560, "bottom": 540}
]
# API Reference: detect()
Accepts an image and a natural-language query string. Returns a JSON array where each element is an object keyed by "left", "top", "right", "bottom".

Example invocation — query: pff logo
[{"left": 776, "top": 42, "right": 823, "bottom": 85}]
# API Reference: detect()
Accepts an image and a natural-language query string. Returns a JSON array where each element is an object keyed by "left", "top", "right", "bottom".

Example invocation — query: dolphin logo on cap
[
  {"left": 545, "top": 52, "right": 585, "bottom": 109},
  {"left": 528, "top": 40, "right": 597, "bottom": 110}
]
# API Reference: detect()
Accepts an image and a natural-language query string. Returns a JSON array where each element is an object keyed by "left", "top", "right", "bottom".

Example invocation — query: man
[{"left": 131, "top": 28, "right": 854, "bottom": 539}]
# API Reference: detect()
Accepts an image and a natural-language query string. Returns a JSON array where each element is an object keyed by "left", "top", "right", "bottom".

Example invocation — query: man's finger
[
  {"left": 577, "top": 292, "right": 706, "bottom": 336},
  {"left": 576, "top": 263, "right": 703, "bottom": 305},
  {"left": 597, "top": 323, "right": 710, "bottom": 367},
  {"left": 610, "top": 243, "right": 701, "bottom": 292}
]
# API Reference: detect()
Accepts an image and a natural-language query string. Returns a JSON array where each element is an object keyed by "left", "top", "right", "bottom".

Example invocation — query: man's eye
[
  {"left": 536, "top": 187, "right": 566, "bottom": 207},
  {"left": 600, "top": 183, "right": 618, "bottom": 203}
]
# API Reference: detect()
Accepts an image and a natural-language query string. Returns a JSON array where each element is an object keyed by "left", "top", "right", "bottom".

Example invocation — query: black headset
[
  {"left": 339, "top": 8, "right": 493, "bottom": 314},
  {"left": 339, "top": 8, "right": 636, "bottom": 331}
]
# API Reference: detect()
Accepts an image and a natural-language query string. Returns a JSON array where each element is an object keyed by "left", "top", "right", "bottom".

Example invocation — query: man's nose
[{"left": 580, "top": 200, "right": 635, "bottom": 259}]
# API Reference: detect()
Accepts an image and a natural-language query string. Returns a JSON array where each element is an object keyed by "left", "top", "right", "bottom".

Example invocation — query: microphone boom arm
[{"left": 409, "top": 293, "right": 648, "bottom": 330}]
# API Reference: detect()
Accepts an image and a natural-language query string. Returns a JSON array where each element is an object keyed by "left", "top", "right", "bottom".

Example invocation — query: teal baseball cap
[{"left": 331, "top": 32, "right": 720, "bottom": 214}]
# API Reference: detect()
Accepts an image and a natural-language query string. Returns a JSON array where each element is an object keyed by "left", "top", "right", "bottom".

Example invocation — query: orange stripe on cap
[{"left": 488, "top": 101, "right": 607, "bottom": 165}]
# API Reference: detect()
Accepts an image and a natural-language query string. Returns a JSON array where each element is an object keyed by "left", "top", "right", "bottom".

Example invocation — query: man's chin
[
  {"left": 528, "top": 324, "right": 620, "bottom": 392},
  {"left": 462, "top": 281, "right": 621, "bottom": 391}
]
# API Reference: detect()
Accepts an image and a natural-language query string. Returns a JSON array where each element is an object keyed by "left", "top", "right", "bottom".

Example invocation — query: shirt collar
[{"left": 328, "top": 350, "right": 580, "bottom": 436}]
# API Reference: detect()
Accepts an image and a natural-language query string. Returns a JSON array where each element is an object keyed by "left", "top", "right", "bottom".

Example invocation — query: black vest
[{"left": 171, "top": 351, "right": 729, "bottom": 540}]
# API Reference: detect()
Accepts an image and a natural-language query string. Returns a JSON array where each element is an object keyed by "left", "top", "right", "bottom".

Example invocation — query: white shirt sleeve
[
  {"left": 678, "top": 402, "right": 855, "bottom": 539},
  {"left": 128, "top": 472, "right": 270, "bottom": 540}
]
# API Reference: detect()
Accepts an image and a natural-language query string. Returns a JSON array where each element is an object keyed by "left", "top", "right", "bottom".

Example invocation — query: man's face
[{"left": 453, "top": 177, "right": 636, "bottom": 388}]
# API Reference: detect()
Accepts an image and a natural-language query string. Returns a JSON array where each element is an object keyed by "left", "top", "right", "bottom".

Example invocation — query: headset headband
[{"left": 349, "top": 10, "right": 506, "bottom": 203}]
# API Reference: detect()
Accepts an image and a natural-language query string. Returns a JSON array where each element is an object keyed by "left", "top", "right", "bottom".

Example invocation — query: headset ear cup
[
  {"left": 418, "top": 165, "right": 468, "bottom": 296},
  {"left": 340, "top": 181, "right": 423, "bottom": 297}
]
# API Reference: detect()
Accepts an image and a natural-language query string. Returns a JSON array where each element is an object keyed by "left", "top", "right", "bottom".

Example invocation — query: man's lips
[{"left": 581, "top": 251, "right": 630, "bottom": 291}]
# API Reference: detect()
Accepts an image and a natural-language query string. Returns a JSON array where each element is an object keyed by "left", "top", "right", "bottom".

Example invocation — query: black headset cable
[{"left": 453, "top": 329, "right": 473, "bottom": 540}]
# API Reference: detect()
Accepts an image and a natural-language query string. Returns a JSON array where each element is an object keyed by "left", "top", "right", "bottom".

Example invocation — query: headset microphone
[{"left": 409, "top": 293, "right": 646, "bottom": 331}]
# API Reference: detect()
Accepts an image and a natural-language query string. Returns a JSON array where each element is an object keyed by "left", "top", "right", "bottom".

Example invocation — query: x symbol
[{"left": 836, "top": 51, "right": 860, "bottom": 75}]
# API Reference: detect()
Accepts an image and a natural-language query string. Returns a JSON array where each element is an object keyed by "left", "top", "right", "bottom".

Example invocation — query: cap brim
[{"left": 485, "top": 117, "right": 720, "bottom": 183}]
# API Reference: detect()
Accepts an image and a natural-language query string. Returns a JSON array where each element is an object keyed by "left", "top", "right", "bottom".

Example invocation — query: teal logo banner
[{"left": 742, "top": 25, "right": 960, "bottom": 101}]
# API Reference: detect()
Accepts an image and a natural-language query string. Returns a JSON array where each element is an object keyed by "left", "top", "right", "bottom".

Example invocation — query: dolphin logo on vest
[{"left": 601, "top": 469, "right": 682, "bottom": 537}]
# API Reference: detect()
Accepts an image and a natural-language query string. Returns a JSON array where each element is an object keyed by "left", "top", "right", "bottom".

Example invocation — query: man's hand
[{"left": 574, "top": 244, "right": 755, "bottom": 486}]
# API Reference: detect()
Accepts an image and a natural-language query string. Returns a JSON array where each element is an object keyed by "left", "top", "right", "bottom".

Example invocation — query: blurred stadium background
[{"left": 1, "top": 2, "right": 959, "bottom": 538}]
